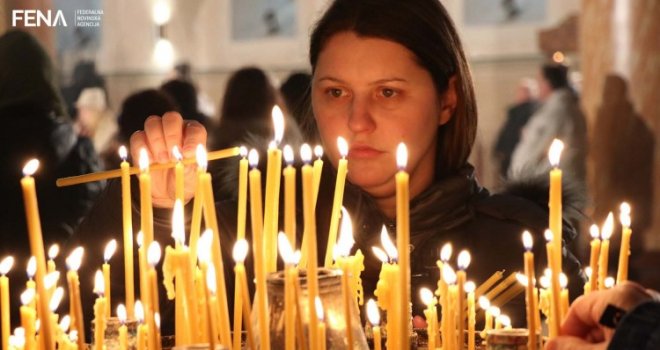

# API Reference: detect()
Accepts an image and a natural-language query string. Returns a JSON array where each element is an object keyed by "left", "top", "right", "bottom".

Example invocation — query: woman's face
[{"left": 312, "top": 31, "right": 447, "bottom": 199}]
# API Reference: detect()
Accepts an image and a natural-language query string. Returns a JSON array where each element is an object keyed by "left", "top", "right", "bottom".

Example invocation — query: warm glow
[
  {"left": 552, "top": 51, "right": 565, "bottom": 63},
  {"left": 117, "top": 304, "right": 127, "bottom": 324},
  {"left": 300, "top": 143, "right": 312, "bottom": 163},
  {"left": 337, "top": 137, "right": 348, "bottom": 158},
  {"left": 206, "top": 264, "right": 217, "bottom": 295},
  {"left": 59, "top": 315, "right": 71, "bottom": 332},
  {"left": 601, "top": 212, "right": 614, "bottom": 240},
  {"left": 239, "top": 146, "right": 248, "bottom": 158},
  {"left": 371, "top": 247, "right": 388, "bottom": 263},
  {"left": 0, "top": 256, "right": 14, "bottom": 275},
  {"left": 44, "top": 271, "right": 60, "bottom": 289},
  {"left": 147, "top": 242, "right": 162, "bottom": 267},
  {"left": 314, "top": 145, "right": 324, "bottom": 159},
  {"left": 544, "top": 268, "right": 552, "bottom": 278},
  {"left": 516, "top": 272, "right": 529, "bottom": 286},
  {"left": 334, "top": 207, "right": 355, "bottom": 258},
  {"left": 620, "top": 202, "right": 631, "bottom": 215},
  {"left": 489, "top": 306, "right": 501, "bottom": 317},
  {"left": 48, "top": 244, "right": 60, "bottom": 260},
  {"left": 584, "top": 267, "right": 592, "bottom": 278},
  {"left": 233, "top": 239, "right": 249, "bottom": 263},
  {"left": 22, "top": 159, "right": 39, "bottom": 176},
  {"left": 153, "top": 38, "right": 175, "bottom": 69},
  {"left": 589, "top": 224, "right": 600, "bottom": 240},
  {"left": 548, "top": 139, "right": 564, "bottom": 167},
  {"left": 172, "top": 145, "right": 183, "bottom": 161},
  {"left": 277, "top": 232, "right": 296, "bottom": 266},
  {"left": 620, "top": 203, "right": 631, "bottom": 228},
  {"left": 559, "top": 273, "right": 568, "bottom": 289},
  {"left": 135, "top": 300, "right": 144, "bottom": 323},
  {"left": 152, "top": 0, "right": 171, "bottom": 25},
  {"left": 498, "top": 315, "right": 511, "bottom": 328},
  {"left": 544, "top": 229, "right": 553, "bottom": 242},
  {"left": 20, "top": 289, "right": 35, "bottom": 306},
  {"left": 197, "top": 229, "right": 213, "bottom": 264},
  {"left": 457, "top": 250, "right": 471, "bottom": 270},
  {"left": 171, "top": 199, "right": 186, "bottom": 245},
  {"left": 139, "top": 148, "right": 149, "bottom": 171},
  {"left": 272, "top": 105, "right": 285, "bottom": 144},
  {"left": 478, "top": 296, "right": 490, "bottom": 310},
  {"left": 27, "top": 257, "right": 36, "bottom": 278},
  {"left": 522, "top": 231, "right": 533, "bottom": 251},
  {"left": 248, "top": 149, "right": 259, "bottom": 168},
  {"left": 93, "top": 270, "right": 105, "bottom": 296},
  {"left": 366, "top": 299, "right": 380, "bottom": 326},
  {"left": 442, "top": 264, "right": 457, "bottom": 285},
  {"left": 104, "top": 239, "right": 117, "bottom": 262},
  {"left": 10, "top": 330, "right": 25, "bottom": 349},
  {"left": 283, "top": 145, "right": 294, "bottom": 165},
  {"left": 155, "top": 313, "right": 161, "bottom": 329},
  {"left": 66, "top": 247, "right": 84, "bottom": 272},
  {"left": 315, "top": 296, "right": 324, "bottom": 322},
  {"left": 118, "top": 146, "right": 128, "bottom": 161},
  {"left": 196, "top": 144, "right": 208, "bottom": 171},
  {"left": 464, "top": 281, "right": 476, "bottom": 293},
  {"left": 605, "top": 277, "right": 615, "bottom": 289},
  {"left": 136, "top": 231, "right": 144, "bottom": 248},
  {"left": 380, "top": 226, "right": 398, "bottom": 262},
  {"left": 540, "top": 276, "right": 550, "bottom": 289},
  {"left": 49, "top": 287, "right": 64, "bottom": 312},
  {"left": 396, "top": 143, "right": 408, "bottom": 170},
  {"left": 419, "top": 287, "right": 434, "bottom": 305}
]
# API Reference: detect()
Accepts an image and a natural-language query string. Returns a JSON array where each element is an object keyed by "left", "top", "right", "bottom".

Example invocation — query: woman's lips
[{"left": 348, "top": 145, "right": 384, "bottom": 159}]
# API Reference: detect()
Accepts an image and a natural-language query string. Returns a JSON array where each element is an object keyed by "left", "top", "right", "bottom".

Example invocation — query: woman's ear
[{"left": 439, "top": 76, "right": 458, "bottom": 126}]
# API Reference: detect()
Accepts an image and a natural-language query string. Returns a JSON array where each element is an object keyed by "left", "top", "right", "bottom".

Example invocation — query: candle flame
[
  {"left": 478, "top": 296, "right": 490, "bottom": 310},
  {"left": 380, "top": 226, "right": 398, "bottom": 262},
  {"left": 498, "top": 314, "right": 511, "bottom": 328},
  {"left": 335, "top": 207, "right": 355, "bottom": 258},
  {"left": 69, "top": 330, "right": 78, "bottom": 343},
  {"left": 605, "top": 277, "right": 615, "bottom": 289},
  {"left": 489, "top": 306, "right": 501, "bottom": 317},
  {"left": 544, "top": 268, "right": 552, "bottom": 278},
  {"left": 601, "top": 212, "right": 614, "bottom": 240},
  {"left": 196, "top": 144, "right": 208, "bottom": 170},
  {"left": 442, "top": 264, "right": 457, "bottom": 285},
  {"left": 22, "top": 159, "right": 39, "bottom": 176},
  {"left": 516, "top": 272, "right": 529, "bottom": 286},
  {"left": 268, "top": 141, "right": 276, "bottom": 151},
  {"left": 559, "top": 273, "right": 568, "bottom": 289},
  {"left": 589, "top": 224, "right": 600, "bottom": 240},
  {"left": 20, "top": 289, "right": 35, "bottom": 306},
  {"left": 371, "top": 247, "right": 388, "bottom": 263},
  {"left": 118, "top": 145, "right": 128, "bottom": 161},
  {"left": 233, "top": 239, "right": 249, "bottom": 263},
  {"left": 277, "top": 233, "right": 295, "bottom": 265},
  {"left": 135, "top": 300, "right": 144, "bottom": 323},
  {"left": 48, "top": 244, "right": 60, "bottom": 260},
  {"left": 300, "top": 143, "right": 312, "bottom": 163},
  {"left": 155, "top": 313, "right": 161, "bottom": 329},
  {"left": 440, "top": 243, "right": 453, "bottom": 262},
  {"left": 27, "top": 257, "right": 36, "bottom": 278},
  {"left": 49, "top": 287, "right": 64, "bottom": 312},
  {"left": 147, "top": 242, "right": 162, "bottom": 267},
  {"left": 66, "top": 247, "right": 84, "bottom": 272},
  {"left": 171, "top": 200, "right": 186, "bottom": 245},
  {"left": 548, "top": 139, "right": 564, "bottom": 167},
  {"left": 464, "top": 281, "right": 476, "bottom": 293},
  {"left": 396, "top": 143, "right": 408, "bottom": 170},
  {"left": 139, "top": 148, "right": 149, "bottom": 171},
  {"left": 366, "top": 299, "right": 380, "bottom": 326},
  {"left": 104, "top": 239, "right": 117, "bottom": 262},
  {"left": 314, "top": 145, "right": 324, "bottom": 159},
  {"left": 117, "top": 304, "right": 127, "bottom": 324},
  {"left": 272, "top": 105, "right": 285, "bottom": 144},
  {"left": 206, "top": 264, "right": 217, "bottom": 295},
  {"left": 44, "top": 271, "right": 60, "bottom": 289},
  {"left": 620, "top": 201, "right": 631, "bottom": 215},
  {"left": 0, "top": 256, "right": 14, "bottom": 275},
  {"left": 172, "top": 145, "right": 183, "bottom": 161},
  {"left": 197, "top": 229, "right": 213, "bottom": 264},
  {"left": 94, "top": 270, "right": 105, "bottom": 296},
  {"left": 248, "top": 149, "right": 259, "bottom": 168},
  {"left": 315, "top": 296, "right": 324, "bottom": 322},
  {"left": 544, "top": 229, "right": 553, "bottom": 242},
  {"left": 419, "top": 287, "right": 434, "bottom": 305},
  {"left": 136, "top": 231, "right": 144, "bottom": 248},
  {"left": 337, "top": 137, "right": 348, "bottom": 158},
  {"left": 584, "top": 267, "right": 592, "bottom": 278},
  {"left": 11, "top": 330, "right": 25, "bottom": 348},
  {"left": 239, "top": 146, "right": 248, "bottom": 158},
  {"left": 539, "top": 275, "right": 550, "bottom": 289},
  {"left": 283, "top": 145, "right": 294, "bottom": 165},
  {"left": 457, "top": 250, "right": 471, "bottom": 270},
  {"left": 522, "top": 231, "right": 533, "bottom": 251},
  {"left": 59, "top": 315, "right": 71, "bottom": 332},
  {"left": 620, "top": 203, "right": 631, "bottom": 228}
]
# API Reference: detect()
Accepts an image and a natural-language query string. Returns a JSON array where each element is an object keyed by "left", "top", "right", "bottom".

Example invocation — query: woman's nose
[{"left": 347, "top": 95, "right": 376, "bottom": 134}]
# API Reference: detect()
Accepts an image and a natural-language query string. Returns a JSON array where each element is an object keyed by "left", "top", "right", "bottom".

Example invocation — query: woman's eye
[
  {"left": 381, "top": 88, "right": 396, "bottom": 98},
  {"left": 328, "top": 88, "right": 344, "bottom": 98}
]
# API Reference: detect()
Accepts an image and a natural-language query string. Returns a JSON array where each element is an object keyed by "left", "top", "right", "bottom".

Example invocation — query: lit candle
[
  {"left": 334, "top": 208, "right": 355, "bottom": 350},
  {"left": 206, "top": 264, "right": 220, "bottom": 350},
  {"left": 283, "top": 145, "right": 297, "bottom": 246},
  {"left": 196, "top": 230, "right": 212, "bottom": 344},
  {"left": 47, "top": 245, "right": 58, "bottom": 274},
  {"left": 373, "top": 228, "right": 399, "bottom": 350},
  {"left": 395, "top": 143, "right": 411, "bottom": 347},
  {"left": 366, "top": 299, "right": 382, "bottom": 350},
  {"left": 522, "top": 231, "right": 537, "bottom": 349},
  {"left": 278, "top": 233, "right": 297, "bottom": 350},
  {"left": 237, "top": 146, "right": 249, "bottom": 240},
  {"left": 444, "top": 264, "right": 458, "bottom": 350},
  {"left": 188, "top": 149, "right": 206, "bottom": 265},
  {"left": 598, "top": 213, "right": 614, "bottom": 290},
  {"left": 539, "top": 275, "right": 552, "bottom": 332},
  {"left": 438, "top": 243, "right": 451, "bottom": 349},
  {"left": 232, "top": 239, "right": 249, "bottom": 350},
  {"left": 20, "top": 289, "right": 36, "bottom": 350},
  {"left": 587, "top": 224, "right": 601, "bottom": 294},
  {"left": 119, "top": 146, "right": 135, "bottom": 319},
  {"left": 135, "top": 301, "right": 147, "bottom": 350},
  {"left": 0, "top": 256, "right": 13, "bottom": 350},
  {"left": 315, "top": 296, "right": 326, "bottom": 350},
  {"left": 25, "top": 257, "right": 36, "bottom": 310},
  {"left": 248, "top": 148, "right": 269, "bottom": 350},
  {"left": 172, "top": 146, "right": 184, "bottom": 203},
  {"left": 49, "top": 287, "right": 64, "bottom": 349},
  {"left": 117, "top": 304, "right": 128, "bottom": 350},
  {"left": 103, "top": 239, "right": 117, "bottom": 318},
  {"left": 490, "top": 307, "right": 501, "bottom": 330},
  {"left": 264, "top": 106, "right": 284, "bottom": 273},
  {"left": 136, "top": 232, "right": 148, "bottom": 322},
  {"left": 312, "top": 145, "right": 324, "bottom": 206},
  {"left": 20, "top": 159, "right": 55, "bottom": 350},
  {"left": 497, "top": 314, "right": 511, "bottom": 330},
  {"left": 301, "top": 143, "right": 319, "bottom": 350},
  {"left": 605, "top": 277, "right": 615, "bottom": 289},
  {"left": 465, "top": 281, "right": 476, "bottom": 350},
  {"left": 478, "top": 296, "right": 491, "bottom": 338},
  {"left": 324, "top": 137, "right": 348, "bottom": 268},
  {"left": 93, "top": 270, "right": 107, "bottom": 350},
  {"left": 559, "top": 273, "right": 569, "bottom": 319},
  {"left": 544, "top": 229, "right": 561, "bottom": 338},
  {"left": 420, "top": 287, "right": 437, "bottom": 350},
  {"left": 65, "top": 247, "right": 86, "bottom": 349},
  {"left": 617, "top": 203, "right": 632, "bottom": 284},
  {"left": 548, "top": 139, "right": 564, "bottom": 279},
  {"left": 57, "top": 315, "right": 71, "bottom": 350},
  {"left": 457, "top": 250, "right": 471, "bottom": 350},
  {"left": 147, "top": 242, "right": 162, "bottom": 350},
  {"left": 138, "top": 149, "right": 154, "bottom": 249}
]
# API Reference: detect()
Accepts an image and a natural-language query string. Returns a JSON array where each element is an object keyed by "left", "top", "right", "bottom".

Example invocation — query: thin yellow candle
[
  {"left": 278, "top": 233, "right": 297, "bottom": 350},
  {"left": 372, "top": 231, "right": 399, "bottom": 350},
  {"left": 205, "top": 265, "right": 220, "bottom": 350},
  {"left": 20, "top": 159, "right": 55, "bottom": 350},
  {"left": 264, "top": 106, "right": 285, "bottom": 273},
  {"left": 102, "top": 239, "right": 117, "bottom": 318},
  {"left": 236, "top": 147, "right": 249, "bottom": 240},
  {"left": 444, "top": 264, "right": 458, "bottom": 350},
  {"left": 559, "top": 273, "right": 569, "bottom": 319},
  {"left": 194, "top": 236, "right": 210, "bottom": 343},
  {"left": 438, "top": 243, "right": 451, "bottom": 349},
  {"left": 136, "top": 232, "right": 148, "bottom": 318},
  {"left": 171, "top": 201, "right": 198, "bottom": 345},
  {"left": 301, "top": 143, "right": 320, "bottom": 350},
  {"left": 587, "top": 224, "right": 601, "bottom": 294},
  {"left": 395, "top": 143, "right": 411, "bottom": 348},
  {"left": 147, "top": 242, "right": 162, "bottom": 350},
  {"left": 548, "top": 139, "right": 564, "bottom": 277},
  {"left": 478, "top": 296, "right": 491, "bottom": 338},
  {"left": 465, "top": 281, "right": 476, "bottom": 350},
  {"left": 117, "top": 305, "right": 128, "bottom": 350},
  {"left": 119, "top": 146, "right": 135, "bottom": 319},
  {"left": 188, "top": 167, "right": 205, "bottom": 265},
  {"left": 490, "top": 307, "right": 501, "bottom": 330},
  {"left": 457, "top": 250, "right": 471, "bottom": 350},
  {"left": 312, "top": 145, "right": 324, "bottom": 206},
  {"left": 47, "top": 245, "right": 58, "bottom": 274},
  {"left": 617, "top": 203, "right": 632, "bottom": 284},
  {"left": 20, "top": 289, "right": 36, "bottom": 350},
  {"left": 323, "top": 137, "right": 348, "bottom": 268},
  {"left": 335, "top": 208, "right": 355, "bottom": 350},
  {"left": 283, "top": 145, "right": 297, "bottom": 246},
  {"left": 0, "top": 256, "right": 13, "bottom": 350},
  {"left": 474, "top": 270, "right": 504, "bottom": 299},
  {"left": 172, "top": 146, "right": 184, "bottom": 203},
  {"left": 366, "top": 299, "right": 382, "bottom": 350},
  {"left": 65, "top": 247, "right": 85, "bottom": 349},
  {"left": 135, "top": 301, "right": 147, "bottom": 350},
  {"left": 544, "top": 229, "right": 561, "bottom": 338},
  {"left": 315, "top": 297, "right": 326, "bottom": 350},
  {"left": 522, "top": 231, "right": 537, "bottom": 349},
  {"left": 57, "top": 314, "right": 70, "bottom": 350},
  {"left": 420, "top": 288, "right": 437, "bottom": 350},
  {"left": 598, "top": 213, "right": 614, "bottom": 290},
  {"left": 539, "top": 275, "right": 552, "bottom": 332},
  {"left": 238, "top": 257, "right": 256, "bottom": 350},
  {"left": 138, "top": 149, "right": 154, "bottom": 248},
  {"left": 232, "top": 239, "right": 249, "bottom": 350},
  {"left": 93, "top": 270, "right": 107, "bottom": 350}
]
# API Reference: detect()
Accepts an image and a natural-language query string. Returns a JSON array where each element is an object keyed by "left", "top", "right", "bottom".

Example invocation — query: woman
[{"left": 77, "top": 0, "right": 583, "bottom": 332}]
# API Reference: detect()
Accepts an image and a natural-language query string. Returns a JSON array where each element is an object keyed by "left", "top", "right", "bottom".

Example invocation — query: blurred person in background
[
  {"left": 160, "top": 79, "right": 212, "bottom": 128},
  {"left": 74, "top": 87, "right": 117, "bottom": 154}
]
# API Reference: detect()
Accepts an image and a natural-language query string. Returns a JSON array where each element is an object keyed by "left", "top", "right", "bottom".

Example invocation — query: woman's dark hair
[
  {"left": 118, "top": 89, "right": 178, "bottom": 142},
  {"left": 160, "top": 79, "right": 199, "bottom": 118},
  {"left": 220, "top": 67, "right": 277, "bottom": 123},
  {"left": 541, "top": 64, "right": 570, "bottom": 90},
  {"left": 308, "top": 0, "right": 477, "bottom": 177}
]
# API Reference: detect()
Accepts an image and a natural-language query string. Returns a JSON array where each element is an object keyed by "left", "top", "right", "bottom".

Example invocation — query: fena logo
[{"left": 12, "top": 10, "right": 68, "bottom": 27}]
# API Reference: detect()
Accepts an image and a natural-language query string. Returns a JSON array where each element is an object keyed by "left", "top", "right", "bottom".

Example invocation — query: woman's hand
[{"left": 129, "top": 112, "right": 207, "bottom": 208}]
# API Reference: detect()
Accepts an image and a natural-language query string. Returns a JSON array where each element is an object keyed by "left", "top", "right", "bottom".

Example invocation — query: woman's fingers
[
  {"left": 162, "top": 111, "right": 185, "bottom": 157},
  {"left": 144, "top": 115, "right": 169, "bottom": 163},
  {"left": 182, "top": 120, "right": 208, "bottom": 159},
  {"left": 129, "top": 130, "right": 152, "bottom": 164}
]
